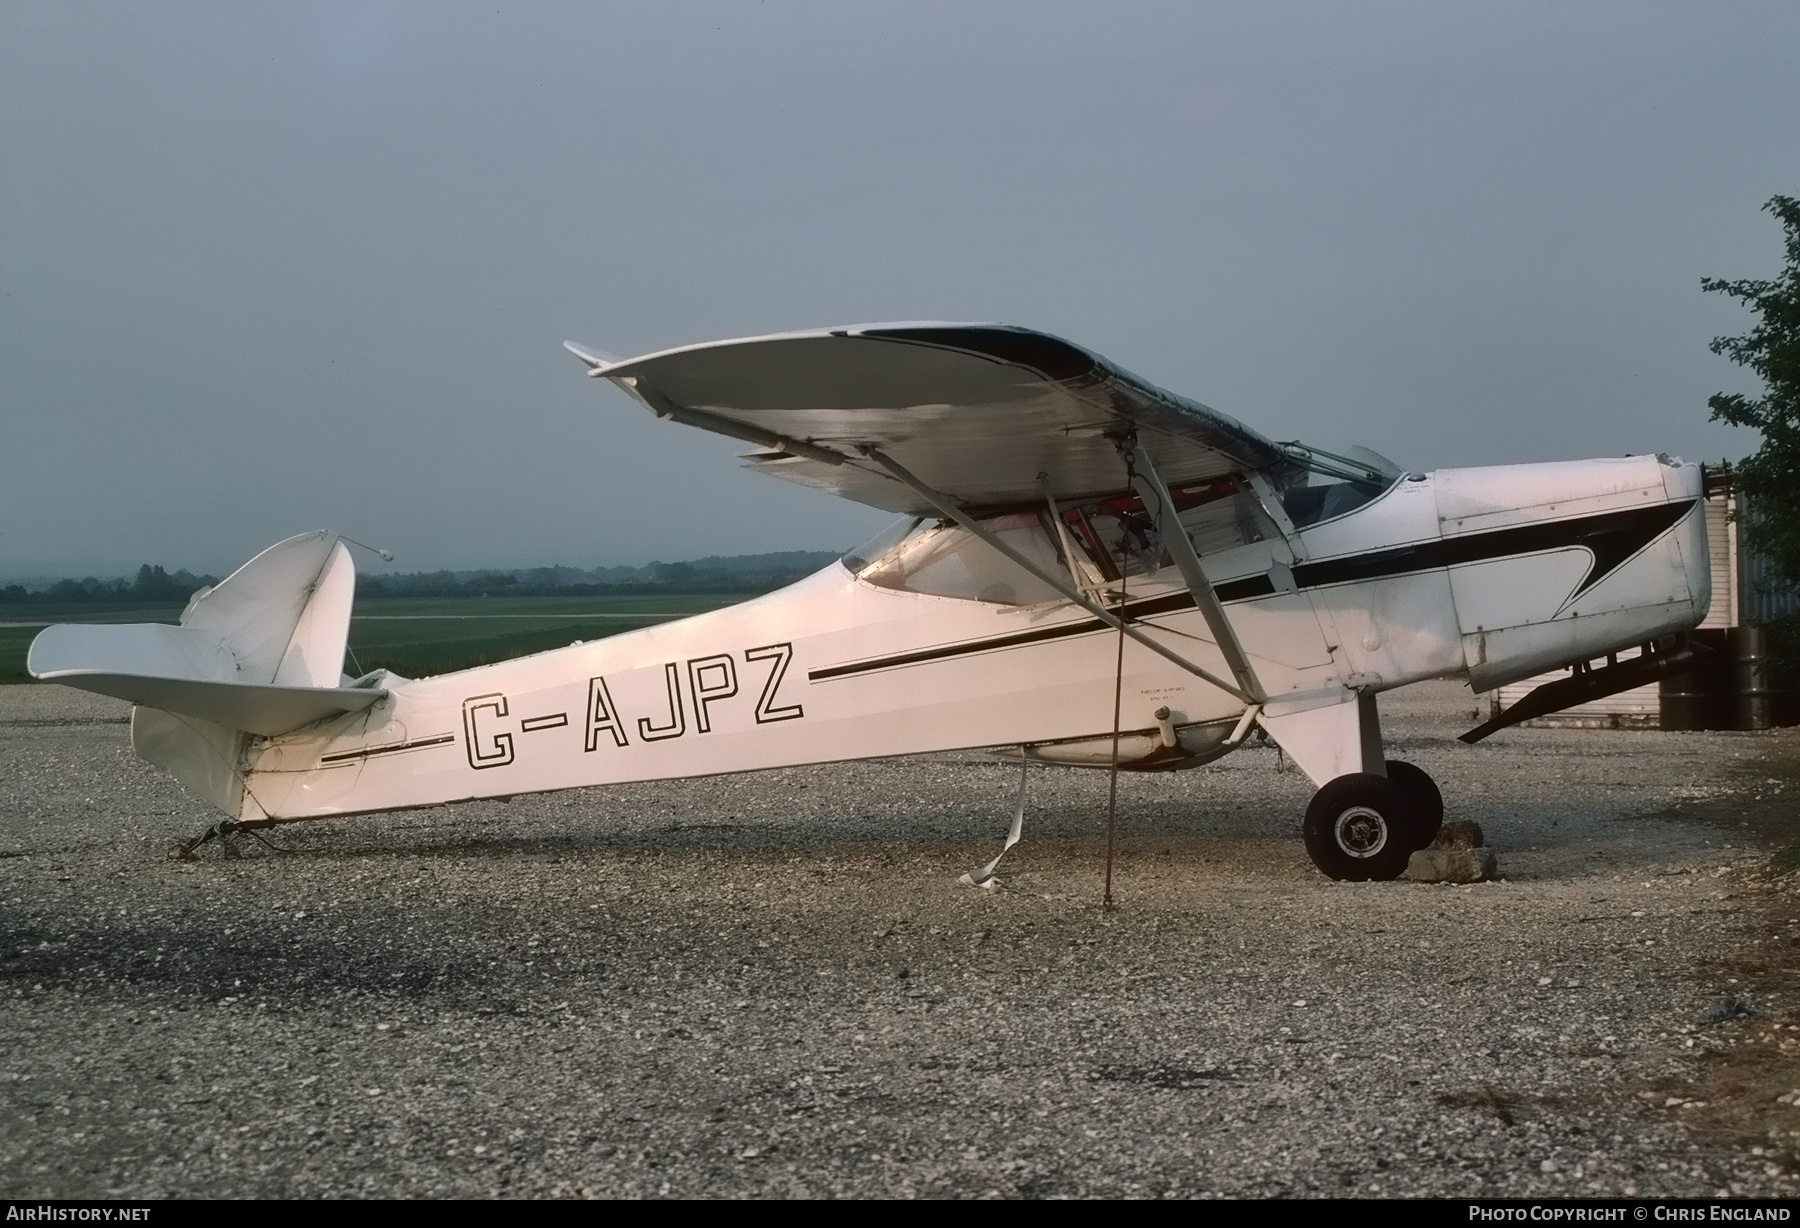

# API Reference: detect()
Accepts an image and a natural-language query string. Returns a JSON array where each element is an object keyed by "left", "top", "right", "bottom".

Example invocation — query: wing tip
[{"left": 564, "top": 340, "right": 624, "bottom": 372}]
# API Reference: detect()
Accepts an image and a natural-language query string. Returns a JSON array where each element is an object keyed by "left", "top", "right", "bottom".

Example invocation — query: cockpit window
[
  {"left": 1066, "top": 480, "right": 1280, "bottom": 581},
  {"left": 843, "top": 476, "right": 1284, "bottom": 603},
  {"left": 847, "top": 513, "right": 1068, "bottom": 605},
  {"left": 1173, "top": 481, "right": 1280, "bottom": 556}
]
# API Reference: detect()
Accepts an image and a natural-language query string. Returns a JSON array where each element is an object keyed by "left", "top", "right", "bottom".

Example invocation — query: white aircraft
[{"left": 29, "top": 324, "right": 1713, "bottom": 881}]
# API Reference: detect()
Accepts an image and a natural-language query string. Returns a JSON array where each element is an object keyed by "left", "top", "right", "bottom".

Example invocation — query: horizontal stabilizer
[
  {"left": 52, "top": 672, "right": 381, "bottom": 737},
  {"left": 31, "top": 622, "right": 241, "bottom": 684}
]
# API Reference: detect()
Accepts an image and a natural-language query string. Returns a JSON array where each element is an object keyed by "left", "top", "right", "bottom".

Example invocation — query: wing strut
[
  {"left": 1121, "top": 440, "right": 1266, "bottom": 703},
  {"left": 860, "top": 447, "right": 1256, "bottom": 705}
]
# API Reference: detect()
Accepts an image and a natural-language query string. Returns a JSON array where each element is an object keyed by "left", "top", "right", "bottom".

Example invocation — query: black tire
[
  {"left": 1302, "top": 772, "right": 1424, "bottom": 882},
  {"left": 1383, "top": 760, "right": 1443, "bottom": 850}
]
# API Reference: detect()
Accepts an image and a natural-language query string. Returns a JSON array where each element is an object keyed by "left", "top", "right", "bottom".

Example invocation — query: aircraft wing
[{"left": 567, "top": 323, "right": 1286, "bottom": 513}]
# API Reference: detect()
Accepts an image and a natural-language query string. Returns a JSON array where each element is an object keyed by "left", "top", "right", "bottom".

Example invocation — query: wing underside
[{"left": 568, "top": 324, "right": 1285, "bottom": 513}]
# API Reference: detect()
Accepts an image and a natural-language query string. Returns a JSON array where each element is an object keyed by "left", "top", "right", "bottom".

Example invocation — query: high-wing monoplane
[{"left": 29, "top": 324, "right": 1713, "bottom": 880}]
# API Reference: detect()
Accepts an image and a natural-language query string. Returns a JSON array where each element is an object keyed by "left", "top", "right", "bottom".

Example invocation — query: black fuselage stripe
[
  {"left": 1290, "top": 500, "right": 1694, "bottom": 593},
  {"left": 319, "top": 734, "right": 456, "bottom": 764},
  {"left": 809, "top": 617, "right": 1114, "bottom": 680},
  {"left": 808, "top": 500, "right": 1696, "bottom": 683}
]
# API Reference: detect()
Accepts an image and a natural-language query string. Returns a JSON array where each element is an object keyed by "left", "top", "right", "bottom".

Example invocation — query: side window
[
  {"left": 852, "top": 513, "right": 1067, "bottom": 605},
  {"left": 843, "top": 475, "right": 1290, "bottom": 603},
  {"left": 1173, "top": 481, "right": 1280, "bottom": 556},
  {"left": 1064, "top": 478, "right": 1281, "bottom": 580},
  {"left": 1072, "top": 498, "right": 1163, "bottom": 580}
]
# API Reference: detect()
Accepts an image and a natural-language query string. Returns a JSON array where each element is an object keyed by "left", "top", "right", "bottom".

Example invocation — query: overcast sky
[{"left": 2, "top": 2, "right": 1796, "bottom": 577}]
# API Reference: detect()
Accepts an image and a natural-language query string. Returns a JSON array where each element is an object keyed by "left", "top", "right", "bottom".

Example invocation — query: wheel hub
[{"left": 1333, "top": 805, "right": 1388, "bottom": 858}]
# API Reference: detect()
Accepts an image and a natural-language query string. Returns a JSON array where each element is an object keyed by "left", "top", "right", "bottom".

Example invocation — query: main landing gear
[{"left": 1301, "top": 760, "right": 1443, "bottom": 882}]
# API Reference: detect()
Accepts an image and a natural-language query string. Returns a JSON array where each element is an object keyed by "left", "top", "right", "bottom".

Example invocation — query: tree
[{"left": 1706, "top": 195, "right": 1800, "bottom": 585}]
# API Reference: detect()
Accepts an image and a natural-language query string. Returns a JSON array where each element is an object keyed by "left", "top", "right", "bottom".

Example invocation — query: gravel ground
[{"left": 4, "top": 680, "right": 1800, "bottom": 1200}]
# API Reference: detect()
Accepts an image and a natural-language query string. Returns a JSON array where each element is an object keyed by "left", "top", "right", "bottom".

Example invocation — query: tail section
[
  {"left": 28, "top": 531, "right": 387, "bottom": 813},
  {"left": 180, "top": 529, "right": 358, "bottom": 689}
]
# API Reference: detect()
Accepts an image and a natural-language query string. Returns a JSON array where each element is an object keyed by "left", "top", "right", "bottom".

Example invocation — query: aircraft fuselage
[{"left": 233, "top": 453, "right": 1709, "bottom": 822}]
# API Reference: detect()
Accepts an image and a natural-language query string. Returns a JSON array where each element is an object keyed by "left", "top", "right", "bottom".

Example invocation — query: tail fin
[
  {"left": 182, "top": 529, "right": 359, "bottom": 689},
  {"left": 28, "top": 532, "right": 388, "bottom": 813}
]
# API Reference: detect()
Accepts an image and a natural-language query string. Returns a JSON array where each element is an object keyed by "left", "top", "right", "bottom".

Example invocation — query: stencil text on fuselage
[{"left": 460, "top": 642, "right": 804, "bottom": 770}]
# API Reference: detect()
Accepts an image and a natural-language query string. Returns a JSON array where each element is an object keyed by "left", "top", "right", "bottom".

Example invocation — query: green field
[
  {"left": 340, "top": 594, "right": 746, "bottom": 678},
  {"left": 1, "top": 593, "right": 748, "bottom": 685},
  {"left": 1, "top": 602, "right": 188, "bottom": 685}
]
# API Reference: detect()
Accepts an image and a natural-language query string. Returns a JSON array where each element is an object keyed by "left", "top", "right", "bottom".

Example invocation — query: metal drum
[
  {"left": 1659, "top": 628, "right": 1732, "bottom": 730},
  {"left": 1732, "top": 622, "right": 1800, "bottom": 729},
  {"left": 1734, "top": 623, "right": 1773, "bottom": 730}
]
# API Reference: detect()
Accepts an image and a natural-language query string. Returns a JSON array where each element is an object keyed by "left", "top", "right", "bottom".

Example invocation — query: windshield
[
  {"left": 1270, "top": 443, "right": 1402, "bottom": 528},
  {"left": 1279, "top": 476, "right": 1396, "bottom": 528}
]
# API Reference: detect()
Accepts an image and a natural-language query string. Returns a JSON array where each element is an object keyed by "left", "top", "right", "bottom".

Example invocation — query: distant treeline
[
  {"left": 357, "top": 552, "right": 843, "bottom": 598},
  {"left": 0, "top": 565, "right": 222, "bottom": 606},
  {"left": 0, "top": 552, "right": 844, "bottom": 604}
]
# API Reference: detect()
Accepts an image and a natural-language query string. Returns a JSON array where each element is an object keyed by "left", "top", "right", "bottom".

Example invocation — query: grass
[
  {"left": 2, "top": 593, "right": 748, "bottom": 685},
  {"left": 2, "top": 602, "right": 190, "bottom": 684},
  {"left": 341, "top": 594, "right": 745, "bottom": 678}
]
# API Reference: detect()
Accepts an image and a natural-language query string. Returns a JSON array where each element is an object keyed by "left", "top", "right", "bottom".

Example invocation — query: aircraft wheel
[
  {"left": 1302, "top": 773, "right": 1423, "bottom": 882},
  {"left": 1383, "top": 760, "right": 1443, "bottom": 850}
]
